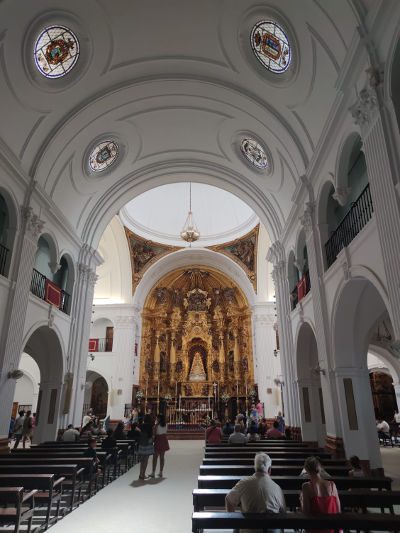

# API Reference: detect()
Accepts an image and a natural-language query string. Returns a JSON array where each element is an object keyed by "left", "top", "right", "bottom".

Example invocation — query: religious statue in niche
[
  {"left": 228, "top": 351, "right": 234, "bottom": 372},
  {"left": 184, "top": 288, "right": 211, "bottom": 312},
  {"left": 189, "top": 352, "right": 207, "bottom": 382},
  {"left": 212, "top": 360, "right": 220, "bottom": 373},
  {"left": 241, "top": 357, "right": 248, "bottom": 372},
  {"left": 160, "top": 352, "right": 167, "bottom": 373}
]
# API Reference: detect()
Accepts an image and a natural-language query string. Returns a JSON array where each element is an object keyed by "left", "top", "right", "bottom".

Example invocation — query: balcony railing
[
  {"left": 325, "top": 183, "right": 373, "bottom": 269},
  {"left": 0, "top": 243, "right": 9, "bottom": 277},
  {"left": 88, "top": 337, "right": 113, "bottom": 352},
  {"left": 30, "top": 268, "right": 70, "bottom": 314},
  {"left": 290, "top": 270, "right": 311, "bottom": 311}
]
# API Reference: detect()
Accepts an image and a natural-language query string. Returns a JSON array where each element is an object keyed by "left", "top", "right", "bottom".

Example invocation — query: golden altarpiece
[{"left": 138, "top": 267, "right": 255, "bottom": 420}]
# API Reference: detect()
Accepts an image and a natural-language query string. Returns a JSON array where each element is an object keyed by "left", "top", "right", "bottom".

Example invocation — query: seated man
[
  {"left": 266, "top": 421, "right": 284, "bottom": 439},
  {"left": 228, "top": 424, "right": 247, "bottom": 445},
  {"left": 101, "top": 428, "right": 117, "bottom": 450},
  {"left": 62, "top": 424, "right": 80, "bottom": 442},
  {"left": 225, "top": 452, "right": 286, "bottom": 533}
]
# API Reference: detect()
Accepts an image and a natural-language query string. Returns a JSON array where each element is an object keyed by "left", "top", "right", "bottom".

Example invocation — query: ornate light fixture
[{"left": 180, "top": 183, "right": 200, "bottom": 245}]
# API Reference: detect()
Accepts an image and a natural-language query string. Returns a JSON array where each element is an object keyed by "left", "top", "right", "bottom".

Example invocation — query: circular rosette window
[
  {"left": 240, "top": 138, "right": 269, "bottom": 170},
  {"left": 251, "top": 20, "right": 291, "bottom": 74},
  {"left": 34, "top": 25, "right": 80, "bottom": 78},
  {"left": 88, "top": 141, "right": 119, "bottom": 173}
]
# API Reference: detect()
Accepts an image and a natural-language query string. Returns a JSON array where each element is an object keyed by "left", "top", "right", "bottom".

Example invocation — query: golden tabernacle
[{"left": 137, "top": 267, "right": 256, "bottom": 420}]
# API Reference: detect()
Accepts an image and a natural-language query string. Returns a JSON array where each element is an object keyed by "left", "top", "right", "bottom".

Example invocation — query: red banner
[
  {"left": 88, "top": 338, "right": 99, "bottom": 352},
  {"left": 297, "top": 277, "right": 307, "bottom": 302},
  {"left": 45, "top": 279, "right": 61, "bottom": 308}
]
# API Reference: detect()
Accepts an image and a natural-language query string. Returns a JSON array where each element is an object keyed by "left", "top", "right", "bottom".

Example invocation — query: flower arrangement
[
  {"left": 164, "top": 393, "right": 172, "bottom": 402},
  {"left": 249, "top": 389, "right": 257, "bottom": 398},
  {"left": 221, "top": 392, "right": 230, "bottom": 404},
  {"left": 136, "top": 390, "right": 144, "bottom": 400}
]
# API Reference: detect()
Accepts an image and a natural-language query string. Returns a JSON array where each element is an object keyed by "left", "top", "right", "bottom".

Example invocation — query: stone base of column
[
  {"left": 0, "top": 437, "right": 9, "bottom": 454},
  {"left": 325, "top": 435, "right": 345, "bottom": 457}
]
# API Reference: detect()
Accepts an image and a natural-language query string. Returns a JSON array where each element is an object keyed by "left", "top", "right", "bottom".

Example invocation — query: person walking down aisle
[
  {"left": 150, "top": 414, "right": 170, "bottom": 478},
  {"left": 22, "top": 410, "right": 33, "bottom": 448},
  {"left": 137, "top": 414, "right": 154, "bottom": 480},
  {"left": 12, "top": 411, "right": 25, "bottom": 449},
  {"left": 300, "top": 456, "right": 341, "bottom": 533}
]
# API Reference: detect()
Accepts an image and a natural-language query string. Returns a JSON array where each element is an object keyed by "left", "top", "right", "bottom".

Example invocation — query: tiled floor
[{"left": 48, "top": 442, "right": 400, "bottom": 533}]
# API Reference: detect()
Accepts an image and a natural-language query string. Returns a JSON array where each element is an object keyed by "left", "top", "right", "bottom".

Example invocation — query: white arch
[{"left": 133, "top": 247, "right": 256, "bottom": 310}]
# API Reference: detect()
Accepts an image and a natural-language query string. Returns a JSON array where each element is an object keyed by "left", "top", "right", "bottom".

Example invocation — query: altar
[{"left": 136, "top": 267, "right": 257, "bottom": 426}]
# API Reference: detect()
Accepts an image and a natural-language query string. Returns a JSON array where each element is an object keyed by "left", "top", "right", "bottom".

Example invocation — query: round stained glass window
[
  {"left": 34, "top": 25, "right": 80, "bottom": 78},
  {"left": 251, "top": 21, "right": 291, "bottom": 74},
  {"left": 89, "top": 141, "right": 119, "bottom": 172},
  {"left": 240, "top": 138, "right": 269, "bottom": 170}
]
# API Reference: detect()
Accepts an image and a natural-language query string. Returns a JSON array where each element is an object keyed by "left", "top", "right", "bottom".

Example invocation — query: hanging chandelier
[{"left": 180, "top": 182, "right": 200, "bottom": 244}]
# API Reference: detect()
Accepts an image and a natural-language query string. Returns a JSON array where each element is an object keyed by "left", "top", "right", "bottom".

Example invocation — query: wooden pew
[
  {"left": 0, "top": 487, "right": 37, "bottom": 533},
  {"left": 197, "top": 475, "right": 392, "bottom": 490},
  {"left": 217, "top": 440, "right": 311, "bottom": 446},
  {"left": 206, "top": 445, "right": 323, "bottom": 452},
  {"left": 191, "top": 511, "right": 400, "bottom": 532},
  {"left": 0, "top": 464, "right": 85, "bottom": 511},
  {"left": 205, "top": 450, "right": 332, "bottom": 459},
  {"left": 192, "top": 488, "right": 400, "bottom": 512},
  {"left": 203, "top": 457, "right": 347, "bottom": 466},
  {"left": 199, "top": 464, "right": 350, "bottom": 476},
  {"left": 0, "top": 474, "right": 64, "bottom": 530}
]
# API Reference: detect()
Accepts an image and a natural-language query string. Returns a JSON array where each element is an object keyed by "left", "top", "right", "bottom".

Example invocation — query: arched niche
[
  {"left": 332, "top": 275, "right": 393, "bottom": 468},
  {"left": 22, "top": 325, "right": 64, "bottom": 443},
  {"left": 296, "top": 322, "right": 326, "bottom": 445},
  {"left": 90, "top": 318, "right": 114, "bottom": 352},
  {"left": 287, "top": 250, "right": 299, "bottom": 310},
  {"left": 0, "top": 187, "right": 19, "bottom": 277},
  {"left": 84, "top": 370, "right": 109, "bottom": 420}
]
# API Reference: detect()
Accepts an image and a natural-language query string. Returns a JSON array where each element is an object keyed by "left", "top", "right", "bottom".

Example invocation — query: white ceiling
[
  {"left": 120, "top": 183, "right": 258, "bottom": 247},
  {"left": 0, "top": 0, "right": 374, "bottom": 246}
]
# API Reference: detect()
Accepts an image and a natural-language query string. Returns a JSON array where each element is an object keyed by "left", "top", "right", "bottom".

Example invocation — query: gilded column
[
  {"left": 350, "top": 71, "right": 400, "bottom": 344},
  {"left": 0, "top": 206, "right": 44, "bottom": 439},
  {"left": 169, "top": 334, "right": 176, "bottom": 384}
]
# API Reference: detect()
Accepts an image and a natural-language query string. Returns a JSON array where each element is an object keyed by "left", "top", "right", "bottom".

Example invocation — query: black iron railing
[
  {"left": 0, "top": 243, "right": 9, "bottom": 277},
  {"left": 325, "top": 183, "right": 373, "bottom": 269},
  {"left": 30, "top": 268, "right": 70, "bottom": 314}
]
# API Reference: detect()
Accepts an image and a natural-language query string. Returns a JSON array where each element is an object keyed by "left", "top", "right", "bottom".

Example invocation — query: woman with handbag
[
  {"left": 138, "top": 414, "right": 154, "bottom": 480},
  {"left": 149, "top": 414, "right": 170, "bottom": 478}
]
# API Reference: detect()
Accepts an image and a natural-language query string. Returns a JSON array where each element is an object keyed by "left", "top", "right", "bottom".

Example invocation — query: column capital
[
  {"left": 299, "top": 202, "right": 315, "bottom": 235},
  {"left": 332, "top": 187, "right": 352, "bottom": 207},
  {"left": 349, "top": 68, "right": 383, "bottom": 129},
  {"left": 78, "top": 264, "right": 98, "bottom": 287},
  {"left": 20, "top": 206, "right": 45, "bottom": 240}
]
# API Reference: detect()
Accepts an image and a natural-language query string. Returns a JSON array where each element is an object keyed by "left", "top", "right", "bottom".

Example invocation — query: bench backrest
[{"left": 0, "top": 474, "right": 54, "bottom": 490}]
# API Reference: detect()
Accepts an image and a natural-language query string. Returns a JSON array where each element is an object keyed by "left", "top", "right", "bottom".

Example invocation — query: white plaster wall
[
  {"left": 256, "top": 223, "right": 274, "bottom": 302},
  {"left": 14, "top": 353, "right": 40, "bottom": 411},
  {"left": 94, "top": 217, "right": 132, "bottom": 304}
]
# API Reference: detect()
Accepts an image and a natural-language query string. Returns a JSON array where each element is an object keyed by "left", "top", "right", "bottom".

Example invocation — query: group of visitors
[
  {"left": 207, "top": 411, "right": 286, "bottom": 444},
  {"left": 10, "top": 409, "right": 35, "bottom": 448},
  {"left": 376, "top": 410, "right": 400, "bottom": 443},
  {"left": 136, "top": 413, "right": 170, "bottom": 480}
]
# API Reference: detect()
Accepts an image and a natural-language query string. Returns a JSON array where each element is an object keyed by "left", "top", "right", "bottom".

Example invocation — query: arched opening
[
  {"left": 31, "top": 237, "right": 72, "bottom": 314},
  {"left": 332, "top": 276, "right": 393, "bottom": 469},
  {"left": 0, "top": 190, "right": 18, "bottom": 277},
  {"left": 296, "top": 322, "right": 326, "bottom": 446},
  {"left": 287, "top": 250, "right": 299, "bottom": 310},
  {"left": 368, "top": 351, "right": 399, "bottom": 423},
  {"left": 322, "top": 136, "right": 372, "bottom": 269},
  {"left": 89, "top": 318, "right": 114, "bottom": 352},
  {"left": 293, "top": 229, "right": 311, "bottom": 306},
  {"left": 12, "top": 353, "right": 40, "bottom": 417},
  {"left": 391, "top": 38, "right": 400, "bottom": 135},
  {"left": 84, "top": 371, "right": 109, "bottom": 420},
  {"left": 20, "top": 326, "right": 64, "bottom": 443}
]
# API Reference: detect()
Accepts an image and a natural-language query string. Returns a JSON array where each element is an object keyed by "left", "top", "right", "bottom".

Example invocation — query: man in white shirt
[
  {"left": 376, "top": 418, "right": 390, "bottom": 439},
  {"left": 228, "top": 424, "right": 247, "bottom": 445},
  {"left": 225, "top": 452, "right": 286, "bottom": 533},
  {"left": 62, "top": 424, "right": 80, "bottom": 442}
]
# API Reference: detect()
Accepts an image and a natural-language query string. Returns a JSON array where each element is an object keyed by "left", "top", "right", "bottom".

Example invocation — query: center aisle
[{"left": 50, "top": 440, "right": 204, "bottom": 533}]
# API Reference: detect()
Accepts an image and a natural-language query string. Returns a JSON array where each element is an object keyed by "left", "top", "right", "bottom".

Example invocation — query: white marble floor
[{"left": 49, "top": 440, "right": 204, "bottom": 533}]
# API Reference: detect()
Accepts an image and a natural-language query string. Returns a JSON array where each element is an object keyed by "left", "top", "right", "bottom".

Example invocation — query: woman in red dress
[
  {"left": 300, "top": 456, "right": 341, "bottom": 533},
  {"left": 150, "top": 414, "right": 170, "bottom": 478}
]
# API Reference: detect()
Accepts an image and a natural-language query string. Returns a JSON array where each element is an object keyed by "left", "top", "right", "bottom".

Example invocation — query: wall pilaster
[{"left": 0, "top": 206, "right": 44, "bottom": 437}]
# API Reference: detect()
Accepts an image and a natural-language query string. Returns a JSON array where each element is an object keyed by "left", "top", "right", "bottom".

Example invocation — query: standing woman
[
  {"left": 150, "top": 414, "right": 170, "bottom": 478},
  {"left": 137, "top": 414, "right": 154, "bottom": 480}
]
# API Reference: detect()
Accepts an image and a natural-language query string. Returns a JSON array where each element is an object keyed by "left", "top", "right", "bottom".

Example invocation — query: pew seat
[{"left": 0, "top": 487, "right": 37, "bottom": 533}]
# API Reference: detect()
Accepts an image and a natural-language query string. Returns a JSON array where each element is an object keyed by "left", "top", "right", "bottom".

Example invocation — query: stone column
[
  {"left": 297, "top": 377, "right": 326, "bottom": 446},
  {"left": 253, "top": 302, "right": 282, "bottom": 418},
  {"left": 111, "top": 315, "right": 136, "bottom": 419},
  {"left": 351, "top": 72, "right": 400, "bottom": 344},
  {"left": 0, "top": 206, "right": 44, "bottom": 440},
  {"left": 394, "top": 383, "right": 400, "bottom": 411},
  {"left": 333, "top": 367, "right": 382, "bottom": 470},
  {"left": 267, "top": 242, "right": 301, "bottom": 431},
  {"left": 300, "top": 202, "right": 343, "bottom": 449},
  {"left": 34, "top": 377, "right": 63, "bottom": 443},
  {"left": 64, "top": 245, "right": 101, "bottom": 427}
]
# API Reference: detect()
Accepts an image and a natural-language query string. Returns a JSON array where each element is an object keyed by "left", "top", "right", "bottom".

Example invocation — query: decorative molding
[
  {"left": 208, "top": 224, "right": 259, "bottom": 291},
  {"left": 350, "top": 84, "right": 379, "bottom": 127},
  {"left": 299, "top": 202, "right": 315, "bottom": 234},
  {"left": 332, "top": 187, "right": 352, "bottom": 206},
  {"left": 21, "top": 206, "right": 45, "bottom": 239}
]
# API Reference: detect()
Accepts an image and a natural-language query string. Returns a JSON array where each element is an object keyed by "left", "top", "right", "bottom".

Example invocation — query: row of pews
[
  {"left": 192, "top": 438, "right": 400, "bottom": 532},
  {"left": 0, "top": 437, "right": 137, "bottom": 532}
]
